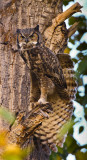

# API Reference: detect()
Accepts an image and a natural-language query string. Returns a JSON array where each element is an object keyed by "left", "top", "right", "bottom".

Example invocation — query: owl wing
[
  {"left": 41, "top": 47, "right": 67, "bottom": 88},
  {"left": 39, "top": 47, "right": 70, "bottom": 100},
  {"left": 34, "top": 52, "right": 77, "bottom": 155}
]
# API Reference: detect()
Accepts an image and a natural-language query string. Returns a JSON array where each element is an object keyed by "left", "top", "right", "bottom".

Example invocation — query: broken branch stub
[
  {"left": 44, "top": 2, "right": 82, "bottom": 39},
  {"left": 52, "top": 2, "right": 83, "bottom": 27}
]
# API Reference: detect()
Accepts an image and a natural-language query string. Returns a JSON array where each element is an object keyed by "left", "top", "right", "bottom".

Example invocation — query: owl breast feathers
[{"left": 17, "top": 25, "right": 77, "bottom": 154}]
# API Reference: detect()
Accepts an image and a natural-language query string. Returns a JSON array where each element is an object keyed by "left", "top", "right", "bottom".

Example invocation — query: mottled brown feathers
[
  {"left": 17, "top": 27, "right": 70, "bottom": 104},
  {"left": 17, "top": 26, "right": 77, "bottom": 155}
]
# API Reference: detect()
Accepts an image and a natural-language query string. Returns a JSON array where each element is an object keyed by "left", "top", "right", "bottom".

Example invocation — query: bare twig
[{"left": 68, "top": 22, "right": 79, "bottom": 38}]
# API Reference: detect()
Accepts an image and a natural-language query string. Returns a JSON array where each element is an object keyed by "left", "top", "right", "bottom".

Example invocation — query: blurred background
[{"left": 50, "top": 0, "right": 87, "bottom": 159}]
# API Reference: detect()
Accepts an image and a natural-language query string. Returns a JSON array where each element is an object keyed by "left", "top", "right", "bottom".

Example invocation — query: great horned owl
[
  {"left": 17, "top": 25, "right": 70, "bottom": 108},
  {"left": 17, "top": 25, "right": 77, "bottom": 154}
]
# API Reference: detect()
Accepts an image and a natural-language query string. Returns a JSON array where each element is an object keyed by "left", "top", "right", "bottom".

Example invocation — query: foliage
[
  {"left": 50, "top": 118, "right": 87, "bottom": 160},
  {"left": 63, "top": 0, "right": 74, "bottom": 6},
  {"left": 0, "top": 107, "right": 31, "bottom": 160},
  {"left": 69, "top": 14, "right": 87, "bottom": 109},
  {"left": 50, "top": 119, "right": 87, "bottom": 160},
  {"left": 0, "top": 107, "right": 15, "bottom": 124},
  {"left": 50, "top": 1, "right": 87, "bottom": 160}
]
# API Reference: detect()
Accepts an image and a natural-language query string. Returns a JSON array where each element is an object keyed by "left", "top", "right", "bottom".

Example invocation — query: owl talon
[
  {"left": 46, "top": 109, "right": 53, "bottom": 114},
  {"left": 39, "top": 109, "right": 49, "bottom": 118}
]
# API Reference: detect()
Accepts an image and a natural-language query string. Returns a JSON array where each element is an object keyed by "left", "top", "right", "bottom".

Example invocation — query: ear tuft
[
  {"left": 16, "top": 29, "right": 20, "bottom": 33},
  {"left": 34, "top": 25, "right": 39, "bottom": 31}
]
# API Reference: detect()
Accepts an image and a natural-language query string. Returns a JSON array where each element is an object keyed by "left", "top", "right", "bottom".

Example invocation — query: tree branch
[
  {"left": 44, "top": 2, "right": 82, "bottom": 38},
  {"left": 52, "top": 2, "right": 82, "bottom": 27},
  {"left": 68, "top": 22, "right": 79, "bottom": 38},
  {"left": 8, "top": 103, "right": 52, "bottom": 146}
]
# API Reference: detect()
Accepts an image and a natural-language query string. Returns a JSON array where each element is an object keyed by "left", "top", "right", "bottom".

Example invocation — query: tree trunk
[
  {"left": 0, "top": 0, "right": 64, "bottom": 112},
  {"left": 0, "top": 0, "right": 82, "bottom": 159}
]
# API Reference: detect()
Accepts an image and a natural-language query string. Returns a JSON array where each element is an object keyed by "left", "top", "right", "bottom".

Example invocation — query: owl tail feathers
[
  {"left": 42, "top": 143, "right": 58, "bottom": 155},
  {"left": 34, "top": 98, "right": 73, "bottom": 155},
  {"left": 33, "top": 136, "right": 58, "bottom": 156},
  {"left": 50, "top": 143, "right": 58, "bottom": 153}
]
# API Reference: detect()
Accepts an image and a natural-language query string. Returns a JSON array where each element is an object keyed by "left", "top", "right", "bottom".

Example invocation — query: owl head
[{"left": 17, "top": 25, "right": 43, "bottom": 51}]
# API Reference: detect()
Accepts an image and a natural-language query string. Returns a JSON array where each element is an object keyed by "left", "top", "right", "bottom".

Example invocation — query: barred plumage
[
  {"left": 57, "top": 53, "right": 77, "bottom": 100},
  {"left": 17, "top": 26, "right": 77, "bottom": 155},
  {"left": 34, "top": 53, "right": 77, "bottom": 154}
]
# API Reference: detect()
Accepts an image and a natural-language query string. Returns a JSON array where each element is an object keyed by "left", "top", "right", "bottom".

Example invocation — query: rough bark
[
  {"left": 0, "top": 1, "right": 82, "bottom": 159},
  {"left": 0, "top": 0, "right": 63, "bottom": 112}
]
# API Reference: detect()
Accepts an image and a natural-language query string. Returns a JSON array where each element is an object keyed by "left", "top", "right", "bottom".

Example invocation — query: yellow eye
[
  {"left": 19, "top": 34, "right": 24, "bottom": 39},
  {"left": 20, "top": 35, "right": 25, "bottom": 39},
  {"left": 19, "top": 34, "right": 25, "bottom": 41},
  {"left": 30, "top": 33, "right": 38, "bottom": 40}
]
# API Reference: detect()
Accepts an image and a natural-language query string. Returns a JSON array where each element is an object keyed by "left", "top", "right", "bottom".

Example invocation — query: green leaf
[
  {"left": 69, "top": 17, "right": 77, "bottom": 25},
  {"left": 79, "top": 126, "right": 84, "bottom": 134},
  {"left": 84, "top": 107, "right": 87, "bottom": 121},
  {"left": 75, "top": 150, "right": 87, "bottom": 160},
  {"left": 63, "top": 0, "right": 74, "bottom": 6},
  {"left": 2, "top": 145, "right": 31, "bottom": 160},
  {"left": 85, "top": 84, "right": 87, "bottom": 95},
  {"left": 76, "top": 57, "right": 87, "bottom": 76},
  {"left": 57, "top": 120, "right": 74, "bottom": 140},
  {"left": 77, "top": 52, "right": 84, "bottom": 59},
  {"left": 72, "top": 58, "right": 78, "bottom": 63},
  {"left": 84, "top": 107, "right": 87, "bottom": 116},
  {"left": 76, "top": 93, "right": 87, "bottom": 106},
  {"left": 69, "top": 37, "right": 75, "bottom": 45},
  {"left": 3, "top": 154, "right": 22, "bottom": 160},
  {"left": 50, "top": 152, "right": 62, "bottom": 160},
  {"left": 65, "top": 136, "right": 78, "bottom": 153},
  {"left": 77, "top": 42, "right": 87, "bottom": 51},
  {"left": 57, "top": 146, "right": 64, "bottom": 154},
  {"left": 0, "top": 107, "right": 15, "bottom": 124},
  {"left": 77, "top": 15, "right": 87, "bottom": 34}
]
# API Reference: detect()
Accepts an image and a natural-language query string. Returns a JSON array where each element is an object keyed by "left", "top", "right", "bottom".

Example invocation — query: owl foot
[
  {"left": 38, "top": 98, "right": 48, "bottom": 104},
  {"left": 36, "top": 101, "right": 53, "bottom": 116}
]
